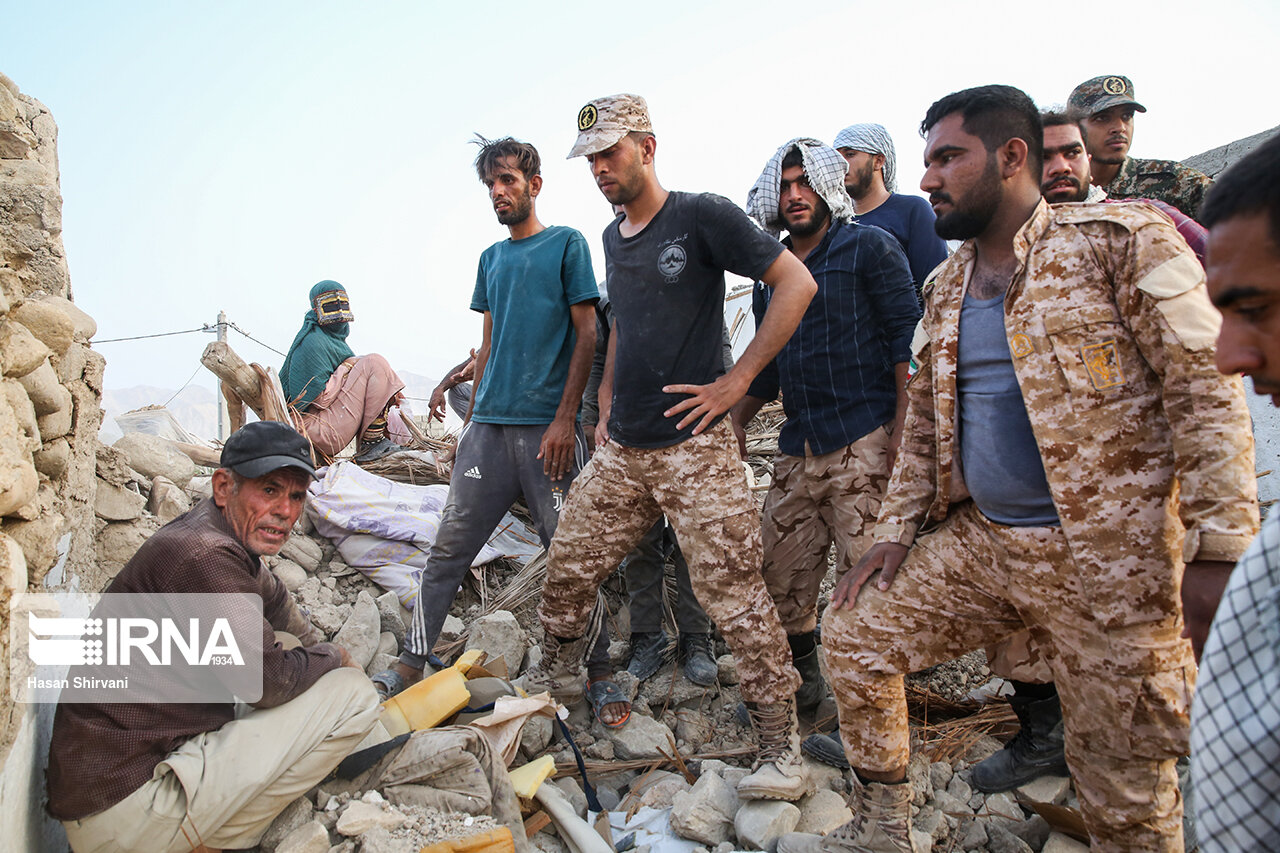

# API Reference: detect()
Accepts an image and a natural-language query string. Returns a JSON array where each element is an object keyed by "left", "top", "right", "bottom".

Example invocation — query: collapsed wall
[{"left": 0, "top": 71, "right": 106, "bottom": 850}]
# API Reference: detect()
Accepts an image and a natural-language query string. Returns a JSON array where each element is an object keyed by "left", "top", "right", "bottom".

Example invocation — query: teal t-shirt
[{"left": 471, "top": 225, "right": 599, "bottom": 424}]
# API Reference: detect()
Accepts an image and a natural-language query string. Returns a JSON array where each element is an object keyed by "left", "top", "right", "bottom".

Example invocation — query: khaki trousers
[
  {"left": 823, "top": 502, "right": 1192, "bottom": 852},
  {"left": 541, "top": 419, "right": 801, "bottom": 703},
  {"left": 62, "top": 668, "right": 380, "bottom": 853},
  {"left": 761, "top": 425, "right": 890, "bottom": 635}
]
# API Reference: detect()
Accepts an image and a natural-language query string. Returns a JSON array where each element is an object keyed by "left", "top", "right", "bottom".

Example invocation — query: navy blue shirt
[
  {"left": 747, "top": 220, "right": 920, "bottom": 457},
  {"left": 855, "top": 194, "right": 949, "bottom": 294}
]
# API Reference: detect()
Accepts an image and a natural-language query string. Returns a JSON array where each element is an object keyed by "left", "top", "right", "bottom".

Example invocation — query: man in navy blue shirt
[
  {"left": 736, "top": 139, "right": 920, "bottom": 721},
  {"left": 833, "top": 123, "right": 949, "bottom": 295}
]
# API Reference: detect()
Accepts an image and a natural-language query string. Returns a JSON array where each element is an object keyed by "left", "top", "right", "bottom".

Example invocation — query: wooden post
[{"left": 201, "top": 341, "right": 267, "bottom": 419}]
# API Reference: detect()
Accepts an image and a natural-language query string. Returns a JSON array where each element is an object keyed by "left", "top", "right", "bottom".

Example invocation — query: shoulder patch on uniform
[
  {"left": 1136, "top": 251, "right": 1218, "bottom": 350},
  {"left": 1135, "top": 249, "right": 1204, "bottom": 300},
  {"left": 1050, "top": 200, "right": 1169, "bottom": 231}
]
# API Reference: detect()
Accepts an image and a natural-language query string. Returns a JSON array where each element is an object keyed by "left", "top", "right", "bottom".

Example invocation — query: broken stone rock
[
  {"left": 95, "top": 517, "right": 160, "bottom": 576},
  {"left": 11, "top": 299, "right": 73, "bottom": 356},
  {"left": 1042, "top": 831, "right": 1090, "bottom": 852},
  {"left": 94, "top": 479, "right": 145, "bottom": 522},
  {"left": 519, "top": 712, "right": 554, "bottom": 759},
  {"left": 1, "top": 531, "right": 28, "bottom": 596},
  {"left": 259, "top": 795, "right": 315, "bottom": 852},
  {"left": 335, "top": 800, "right": 405, "bottom": 836},
  {"left": 18, "top": 359, "right": 67, "bottom": 416},
  {"left": 983, "top": 790, "right": 1026, "bottom": 828},
  {"left": 1009, "top": 815, "right": 1052, "bottom": 850},
  {"left": 332, "top": 591, "right": 380, "bottom": 669},
  {"left": 600, "top": 708, "right": 674, "bottom": 760},
  {"left": 375, "top": 630, "right": 397, "bottom": 658},
  {"left": 794, "top": 788, "right": 852, "bottom": 835},
  {"left": 5, "top": 511, "right": 64, "bottom": 582},
  {"left": 366, "top": 652, "right": 397, "bottom": 678},
  {"left": 634, "top": 770, "right": 691, "bottom": 810},
  {"left": 464, "top": 609, "right": 526, "bottom": 673},
  {"left": 375, "top": 590, "right": 406, "bottom": 645},
  {"left": 0, "top": 318, "right": 50, "bottom": 378},
  {"left": 716, "top": 653, "right": 739, "bottom": 685},
  {"left": 273, "top": 558, "right": 308, "bottom": 592},
  {"left": 33, "top": 436, "right": 69, "bottom": 479},
  {"left": 36, "top": 400, "right": 72, "bottom": 442},
  {"left": 439, "top": 613, "right": 464, "bottom": 643},
  {"left": 670, "top": 771, "right": 739, "bottom": 846},
  {"left": 986, "top": 823, "right": 1034, "bottom": 853},
  {"left": 734, "top": 800, "right": 800, "bottom": 853},
  {"left": 281, "top": 534, "right": 323, "bottom": 572},
  {"left": 274, "top": 820, "right": 330, "bottom": 853},
  {"left": 112, "top": 432, "right": 196, "bottom": 489},
  {"left": 1016, "top": 774, "right": 1071, "bottom": 806},
  {"left": 801, "top": 756, "right": 847, "bottom": 795}
]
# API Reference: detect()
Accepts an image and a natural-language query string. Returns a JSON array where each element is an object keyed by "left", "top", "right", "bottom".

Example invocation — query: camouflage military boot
[
  {"left": 737, "top": 697, "right": 811, "bottom": 801},
  {"left": 775, "top": 779, "right": 918, "bottom": 853},
  {"left": 517, "top": 632, "right": 593, "bottom": 706}
]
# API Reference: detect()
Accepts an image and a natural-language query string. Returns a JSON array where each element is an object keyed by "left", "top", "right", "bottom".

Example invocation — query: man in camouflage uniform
[
  {"left": 779, "top": 85, "right": 1258, "bottom": 853},
  {"left": 524, "top": 93, "right": 820, "bottom": 802},
  {"left": 1069, "top": 74, "right": 1212, "bottom": 221},
  {"left": 968, "top": 109, "right": 1215, "bottom": 797}
]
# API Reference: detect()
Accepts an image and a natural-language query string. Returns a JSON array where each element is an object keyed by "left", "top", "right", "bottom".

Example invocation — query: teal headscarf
[{"left": 280, "top": 280, "right": 356, "bottom": 410}]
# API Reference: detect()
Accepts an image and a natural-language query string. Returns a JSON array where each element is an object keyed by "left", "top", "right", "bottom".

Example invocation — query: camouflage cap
[
  {"left": 567, "top": 93, "right": 653, "bottom": 159},
  {"left": 1068, "top": 75, "right": 1147, "bottom": 117}
]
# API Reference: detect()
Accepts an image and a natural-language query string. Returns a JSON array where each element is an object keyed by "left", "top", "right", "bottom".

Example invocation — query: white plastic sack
[{"left": 306, "top": 461, "right": 541, "bottom": 607}]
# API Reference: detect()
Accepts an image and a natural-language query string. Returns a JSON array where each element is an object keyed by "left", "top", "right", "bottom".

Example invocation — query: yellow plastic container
[
  {"left": 508, "top": 754, "right": 556, "bottom": 799},
  {"left": 381, "top": 664, "right": 472, "bottom": 737}
]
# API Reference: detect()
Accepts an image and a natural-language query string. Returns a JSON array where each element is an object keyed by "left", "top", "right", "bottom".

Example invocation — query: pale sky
[{"left": 5, "top": 0, "right": 1278, "bottom": 402}]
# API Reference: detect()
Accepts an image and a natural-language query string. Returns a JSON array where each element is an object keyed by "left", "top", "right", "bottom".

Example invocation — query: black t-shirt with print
[{"left": 602, "top": 191, "right": 784, "bottom": 448}]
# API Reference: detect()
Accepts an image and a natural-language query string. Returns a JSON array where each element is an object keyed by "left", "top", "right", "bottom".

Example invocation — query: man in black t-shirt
[{"left": 522, "top": 93, "right": 819, "bottom": 802}]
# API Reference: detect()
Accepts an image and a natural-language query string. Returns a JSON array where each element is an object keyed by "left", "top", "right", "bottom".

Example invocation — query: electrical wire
[
  {"left": 92, "top": 327, "right": 209, "bottom": 344},
  {"left": 227, "top": 322, "right": 286, "bottom": 357}
]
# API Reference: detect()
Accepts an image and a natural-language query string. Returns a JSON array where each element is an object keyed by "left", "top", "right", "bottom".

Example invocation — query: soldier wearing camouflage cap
[
  {"left": 524, "top": 92, "right": 822, "bottom": 803},
  {"left": 1069, "top": 74, "right": 1213, "bottom": 221}
]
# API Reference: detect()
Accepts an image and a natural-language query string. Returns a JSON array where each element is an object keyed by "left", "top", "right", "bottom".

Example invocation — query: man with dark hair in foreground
[
  {"left": 779, "top": 85, "right": 1257, "bottom": 852},
  {"left": 1190, "top": 131, "right": 1280, "bottom": 853}
]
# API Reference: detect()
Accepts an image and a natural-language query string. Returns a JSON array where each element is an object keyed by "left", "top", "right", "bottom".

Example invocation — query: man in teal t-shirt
[{"left": 375, "top": 137, "right": 629, "bottom": 724}]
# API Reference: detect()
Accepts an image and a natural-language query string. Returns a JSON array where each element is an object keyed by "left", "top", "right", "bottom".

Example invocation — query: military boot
[
  {"left": 679, "top": 632, "right": 718, "bottom": 686},
  {"left": 518, "top": 632, "right": 594, "bottom": 706},
  {"left": 776, "top": 778, "right": 919, "bottom": 853},
  {"left": 970, "top": 694, "right": 1068, "bottom": 792},
  {"left": 793, "top": 646, "right": 827, "bottom": 715},
  {"left": 738, "top": 697, "right": 811, "bottom": 801}
]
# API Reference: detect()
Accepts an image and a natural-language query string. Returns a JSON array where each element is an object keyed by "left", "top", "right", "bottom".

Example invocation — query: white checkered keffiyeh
[
  {"left": 833, "top": 123, "right": 898, "bottom": 193},
  {"left": 746, "top": 138, "right": 854, "bottom": 238}
]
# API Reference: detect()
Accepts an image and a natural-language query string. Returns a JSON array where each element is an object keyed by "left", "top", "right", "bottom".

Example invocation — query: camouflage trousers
[
  {"left": 541, "top": 419, "right": 801, "bottom": 703},
  {"left": 986, "top": 628, "right": 1054, "bottom": 683},
  {"left": 761, "top": 425, "right": 890, "bottom": 635},
  {"left": 824, "top": 501, "right": 1193, "bottom": 852}
]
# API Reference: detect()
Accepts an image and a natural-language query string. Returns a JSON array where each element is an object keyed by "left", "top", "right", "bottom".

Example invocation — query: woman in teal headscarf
[{"left": 280, "top": 280, "right": 406, "bottom": 461}]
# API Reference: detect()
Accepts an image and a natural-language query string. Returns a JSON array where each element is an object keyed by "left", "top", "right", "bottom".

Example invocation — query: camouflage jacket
[
  {"left": 876, "top": 200, "right": 1259, "bottom": 627},
  {"left": 1105, "top": 156, "right": 1212, "bottom": 222}
]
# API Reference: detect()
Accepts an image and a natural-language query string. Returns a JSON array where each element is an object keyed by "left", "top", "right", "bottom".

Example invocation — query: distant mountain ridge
[{"left": 102, "top": 371, "right": 440, "bottom": 443}]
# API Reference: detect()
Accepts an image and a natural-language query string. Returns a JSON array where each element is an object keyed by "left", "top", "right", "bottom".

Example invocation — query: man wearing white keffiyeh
[
  {"left": 833, "top": 123, "right": 949, "bottom": 293},
  {"left": 747, "top": 138, "right": 855, "bottom": 238},
  {"left": 734, "top": 140, "right": 920, "bottom": 765}
]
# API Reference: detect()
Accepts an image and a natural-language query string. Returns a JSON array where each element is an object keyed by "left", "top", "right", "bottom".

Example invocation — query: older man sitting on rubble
[
  {"left": 280, "top": 279, "right": 408, "bottom": 462},
  {"left": 47, "top": 421, "right": 381, "bottom": 853}
]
